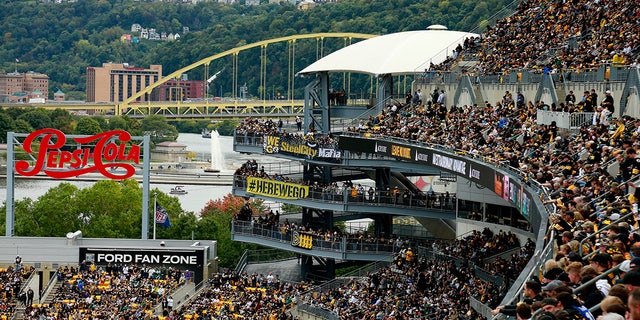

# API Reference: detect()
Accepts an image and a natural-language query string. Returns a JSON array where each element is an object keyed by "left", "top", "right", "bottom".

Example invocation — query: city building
[
  {"left": 0, "top": 71, "right": 49, "bottom": 103},
  {"left": 155, "top": 79, "right": 205, "bottom": 101},
  {"left": 297, "top": 0, "right": 316, "bottom": 9},
  {"left": 86, "top": 62, "right": 162, "bottom": 103},
  {"left": 53, "top": 89, "right": 66, "bottom": 102},
  {"left": 23, "top": 72, "right": 49, "bottom": 98},
  {"left": 150, "top": 141, "right": 189, "bottom": 163}
]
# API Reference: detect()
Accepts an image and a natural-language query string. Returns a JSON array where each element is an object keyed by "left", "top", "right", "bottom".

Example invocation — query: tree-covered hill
[{"left": 0, "top": 0, "right": 514, "bottom": 99}]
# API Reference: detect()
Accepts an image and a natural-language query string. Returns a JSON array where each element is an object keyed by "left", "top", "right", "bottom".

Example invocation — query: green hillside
[{"left": 0, "top": 0, "right": 515, "bottom": 99}]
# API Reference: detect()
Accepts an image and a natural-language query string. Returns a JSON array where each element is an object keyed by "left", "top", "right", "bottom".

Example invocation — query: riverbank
[{"left": 0, "top": 170, "right": 234, "bottom": 186}]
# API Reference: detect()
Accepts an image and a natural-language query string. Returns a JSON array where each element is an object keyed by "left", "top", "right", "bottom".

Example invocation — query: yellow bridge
[
  {"left": 41, "top": 100, "right": 306, "bottom": 120},
  {"left": 16, "top": 32, "right": 377, "bottom": 120}
]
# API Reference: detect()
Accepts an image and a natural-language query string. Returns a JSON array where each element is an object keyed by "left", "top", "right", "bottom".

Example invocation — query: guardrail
[
  {"left": 174, "top": 279, "right": 207, "bottom": 314},
  {"left": 296, "top": 303, "right": 341, "bottom": 320},
  {"left": 235, "top": 250, "right": 249, "bottom": 273},
  {"left": 38, "top": 270, "right": 59, "bottom": 305},
  {"left": 233, "top": 175, "right": 458, "bottom": 212},
  {"left": 231, "top": 220, "right": 395, "bottom": 255},
  {"left": 299, "top": 260, "right": 390, "bottom": 298},
  {"left": 537, "top": 110, "right": 595, "bottom": 129}
]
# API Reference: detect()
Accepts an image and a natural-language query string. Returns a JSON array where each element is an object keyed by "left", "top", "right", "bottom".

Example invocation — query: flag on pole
[{"left": 155, "top": 202, "right": 171, "bottom": 228}]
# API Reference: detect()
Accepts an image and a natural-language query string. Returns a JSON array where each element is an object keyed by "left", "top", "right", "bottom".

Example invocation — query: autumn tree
[{"left": 198, "top": 194, "right": 264, "bottom": 267}]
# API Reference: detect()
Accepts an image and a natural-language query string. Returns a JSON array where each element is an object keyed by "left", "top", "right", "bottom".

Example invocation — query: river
[{"left": 0, "top": 133, "right": 264, "bottom": 214}]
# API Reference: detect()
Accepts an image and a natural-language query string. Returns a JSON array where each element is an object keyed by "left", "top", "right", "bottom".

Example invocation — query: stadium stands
[{"left": 8, "top": 0, "right": 640, "bottom": 318}]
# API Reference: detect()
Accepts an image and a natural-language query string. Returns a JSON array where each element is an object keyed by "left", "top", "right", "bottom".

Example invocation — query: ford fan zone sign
[{"left": 15, "top": 128, "right": 140, "bottom": 180}]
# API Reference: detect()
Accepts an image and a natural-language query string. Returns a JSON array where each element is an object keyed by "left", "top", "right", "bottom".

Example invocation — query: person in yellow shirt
[
  {"left": 405, "top": 248, "right": 414, "bottom": 265},
  {"left": 612, "top": 51, "right": 626, "bottom": 66}
]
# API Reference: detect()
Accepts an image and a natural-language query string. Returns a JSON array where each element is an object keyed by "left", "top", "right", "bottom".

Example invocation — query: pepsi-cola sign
[{"left": 16, "top": 128, "right": 140, "bottom": 180}]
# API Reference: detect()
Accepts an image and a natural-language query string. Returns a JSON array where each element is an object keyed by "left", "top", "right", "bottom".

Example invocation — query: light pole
[{"left": 153, "top": 192, "right": 157, "bottom": 240}]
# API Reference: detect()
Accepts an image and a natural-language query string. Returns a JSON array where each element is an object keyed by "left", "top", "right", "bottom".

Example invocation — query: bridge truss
[{"left": 118, "top": 33, "right": 377, "bottom": 118}]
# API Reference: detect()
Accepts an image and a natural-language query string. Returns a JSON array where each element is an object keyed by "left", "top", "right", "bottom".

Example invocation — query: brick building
[
  {"left": 86, "top": 63, "right": 162, "bottom": 103},
  {"left": 0, "top": 72, "right": 49, "bottom": 103},
  {"left": 156, "top": 79, "right": 205, "bottom": 101}
]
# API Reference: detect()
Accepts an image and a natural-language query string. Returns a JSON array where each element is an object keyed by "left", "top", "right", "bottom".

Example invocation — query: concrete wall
[
  {"left": 417, "top": 79, "right": 636, "bottom": 119},
  {"left": 0, "top": 236, "right": 216, "bottom": 265},
  {"left": 456, "top": 218, "right": 535, "bottom": 249},
  {"left": 0, "top": 236, "right": 217, "bottom": 287}
]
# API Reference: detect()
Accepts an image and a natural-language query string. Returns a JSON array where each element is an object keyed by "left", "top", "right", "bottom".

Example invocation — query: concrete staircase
[
  {"left": 456, "top": 59, "right": 479, "bottom": 72},
  {"left": 156, "top": 282, "right": 196, "bottom": 316},
  {"left": 473, "top": 83, "right": 486, "bottom": 105},
  {"left": 13, "top": 304, "right": 24, "bottom": 320}
]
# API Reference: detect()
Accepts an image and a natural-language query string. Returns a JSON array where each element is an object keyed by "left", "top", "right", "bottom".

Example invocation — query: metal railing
[
  {"left": 235, "top": 250, "right": 249, "bottom": 274},
  {"left": 536, "top": 110, "right": 595, "bottom": 129},
  {"left": 234, "top": 175, "right": 458, "bottom": 212},
  {"left": 296, "top": 303, "right": 340, "bottom": 320},
  {"left": 300, "top": 260, "right": 390, "bottom": 297},
  {"left": 231, "top": 220, "right": 395, "bottom": 255},
  {"left": 247, "top": 248, "right": 296, "bottom": 263},
  {"left": 174, "top": 279, "right": 207, "bottom": 314}
]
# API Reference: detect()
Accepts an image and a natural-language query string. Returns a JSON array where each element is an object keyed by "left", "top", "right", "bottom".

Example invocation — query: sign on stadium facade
[
  {"left": 246, "top": 176, "right": 309, "bottom": 199},
  {"left": 263, "top": 134, "right": 342, "bottom": 159},
  {"left": 338, "top": 136, "right": 532, "bottom": 219},
  {"left": 79, "top": 247, "right": 206, "bottom": 284}
]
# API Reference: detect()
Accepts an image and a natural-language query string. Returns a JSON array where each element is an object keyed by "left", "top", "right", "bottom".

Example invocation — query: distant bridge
[
  {"left": 7, "top": 33, "right": 377, "bottom": 120},
  {"left": 34, "top": 100, "right": 307, "bottom": 120}
]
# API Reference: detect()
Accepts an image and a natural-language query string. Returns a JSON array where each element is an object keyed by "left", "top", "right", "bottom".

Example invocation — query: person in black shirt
[
  {"left": 602, "top": 90, "right": 615, "bottom": 113},
  {"left": 492, "top": 280, "right": 543, "bottom": 317},
  {"left": 566, "top": 90, "right": 576, "bottom": 105}
]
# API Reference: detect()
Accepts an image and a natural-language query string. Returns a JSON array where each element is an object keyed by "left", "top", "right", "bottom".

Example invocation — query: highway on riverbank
[{"left": 0, "top": 170, "right": 234, "bottom": 186}]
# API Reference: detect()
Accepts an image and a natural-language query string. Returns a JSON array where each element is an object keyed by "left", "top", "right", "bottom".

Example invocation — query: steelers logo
[
  {"left": 264, "top": 145, "right": 279, "bottom": 154},
  {"left": 292, "top": 231, "right": 300, "bottom": 247}
]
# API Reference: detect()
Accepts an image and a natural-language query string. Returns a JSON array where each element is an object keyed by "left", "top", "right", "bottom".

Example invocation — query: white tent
[{"left": 299, "top": 26, "right": 479, "bottom": 76}]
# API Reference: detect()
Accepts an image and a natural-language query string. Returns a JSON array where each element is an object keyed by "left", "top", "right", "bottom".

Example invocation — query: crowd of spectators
[
  {"left": 131, "top": 1, "right": 640, "bottom": 318},
  {"left": 0, "top": 258, "right": 34, "bottom": 319},
  {"left": 230, "top": 76, "right": 640, "bottom": 320},
  {"left": 235, "top": 117, "right": 338, "bottom": 148},
  {"left": 23, "top": 264, "right": 185, "bottom": 320},
  {"left": 9, "top": 1, "right": 640, "bottom": 318},
  {"left": 176, "top": 271, "right": 306, "bottom": 320},
  {"left": 452, "top": 0, "right": 640, "bottom": 74},
  {"left": 299, "top": 227, "right": 535, "bottom": 319}
]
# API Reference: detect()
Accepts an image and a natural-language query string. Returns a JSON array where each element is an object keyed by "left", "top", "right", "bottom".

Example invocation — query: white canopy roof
[{"left": 299, "top": 28, "right": 479, "bottom": 76}]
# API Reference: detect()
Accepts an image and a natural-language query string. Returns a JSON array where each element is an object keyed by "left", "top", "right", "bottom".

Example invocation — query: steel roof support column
[
  {"left": 303, "top": 71, "right": 330, "bottom": 135},
  {"left": 5, "top": 132, "right": 15, "bottom": 237}
]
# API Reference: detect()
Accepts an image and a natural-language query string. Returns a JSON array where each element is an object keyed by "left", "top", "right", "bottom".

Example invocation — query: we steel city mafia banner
[
  {"left": 338, "top": 136, "right": 532, "bottom": 219},
  {"left": 263, "top": 135, "right": 342, "bottom": 159}
]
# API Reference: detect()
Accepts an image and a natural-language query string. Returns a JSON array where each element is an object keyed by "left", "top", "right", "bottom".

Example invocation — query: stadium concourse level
[
  {"left": 430, "top": 0, "right": 640, "bottom": 74},
  {"left": 234, "top": 159, "right": 458, "bottom": 210}
]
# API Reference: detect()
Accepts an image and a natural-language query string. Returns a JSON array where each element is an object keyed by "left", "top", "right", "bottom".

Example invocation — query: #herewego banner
[
  {"left": 15, "top": 128, "right": 141, "bottom": 180},
  {"left": 246, "top": 176, "right": 309, "bottom": 199}
]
